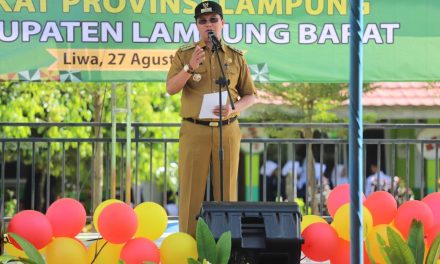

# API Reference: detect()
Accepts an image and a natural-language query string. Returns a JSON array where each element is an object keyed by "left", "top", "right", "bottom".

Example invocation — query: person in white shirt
[
  {"left": 281, "top": 160, "right": 303, "bottom": 201},
  {"left": 165, "top": 190, "right": 178, "bottom": 216},
  {"left": 365, "top": 163, "right": 392, "bottom": 196},
  {"left": 281, "top": 160, "right": 303, "bottom": 179},
  {"left": 332, "top": 164, "right": 349, "bottom": 186},
  {"left": 283, "top": 159, "right": 326, "bottom": 200},
  {"left": 260, "top": 160, "right": 284, "bottom": 201},
  {"left": 299, "top": 160, "right": 327, "bottom": 187}
]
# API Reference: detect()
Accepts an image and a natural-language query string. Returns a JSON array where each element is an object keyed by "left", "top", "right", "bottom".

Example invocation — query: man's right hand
[{"left": 189, "top": 46, "right": 205, "bottom": 70}]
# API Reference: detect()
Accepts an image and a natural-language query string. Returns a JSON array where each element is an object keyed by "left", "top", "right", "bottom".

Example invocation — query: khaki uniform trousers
[{"left": 178, "top": 120, "right": 241, "bottom": 237}]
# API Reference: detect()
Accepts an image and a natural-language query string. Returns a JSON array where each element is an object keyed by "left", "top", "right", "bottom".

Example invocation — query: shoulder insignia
[
  {"left": 179, "top": 43, "right": 196, "bottom": 51},
  {"left": 226, "top": 45, "right": 243, "bottom": 55}
]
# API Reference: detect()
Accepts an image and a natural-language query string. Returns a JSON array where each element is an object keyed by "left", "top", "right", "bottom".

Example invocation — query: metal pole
[
  {"left": 349, "top": 0, "right": 364, "bottom": 262},
  {"left": 111, "top": 84, "right": 117, "bottom": 199},
  {"left": 125, "top": 83, "right": 132, "bottom": 205}
]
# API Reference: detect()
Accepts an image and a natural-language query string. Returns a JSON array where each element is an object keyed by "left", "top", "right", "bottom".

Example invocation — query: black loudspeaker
[{"left": 200, "top": 202, "right": 303, "bottom": 264}]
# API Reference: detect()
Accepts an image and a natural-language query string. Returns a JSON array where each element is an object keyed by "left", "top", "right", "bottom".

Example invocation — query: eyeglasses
[{"left": 197, "top": 17, "right": 220, "bottom": 25}]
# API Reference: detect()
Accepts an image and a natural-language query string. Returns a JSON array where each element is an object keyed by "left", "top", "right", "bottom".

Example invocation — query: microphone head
[
  {"left": 207, "top": 31, "right": 219, "bottom": 45},
  {"left": 208, "top": 30, "right": 215, "bottom": 39}
]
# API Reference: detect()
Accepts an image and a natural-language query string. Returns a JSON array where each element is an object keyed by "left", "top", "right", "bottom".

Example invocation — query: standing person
[
  {"left": 260, "top": 160, "right": 281, "bottom": 202},
  {"left": 166, "top": 1, "right": 256, "bottom": 237},
  {"left": 331, "top": 164, "right": 349, "bottom": 186},
  {"left": 165, "top": 190, "right": 179, "bottom": 216},
  {"left": 282, "top": 160, "right": 303, "bottom": 201},
  {"left": 365, "top": 162, "right": 392, "bottom": 196}
]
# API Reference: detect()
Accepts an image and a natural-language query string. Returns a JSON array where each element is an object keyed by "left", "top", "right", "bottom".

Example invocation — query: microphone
[{"left": 208, "top": 31, "right": 221, "bottom": 48}]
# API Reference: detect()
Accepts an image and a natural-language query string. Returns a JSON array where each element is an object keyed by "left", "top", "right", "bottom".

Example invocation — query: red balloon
[
  {"left": 364, "top": 191, "right": 397, "bottom": 225},
  {"left": 46, "top": 198, "right": 86, "bottom": 237},
  {"left": 327, "top": 184, "right": 366, "bottom": 217},
  {"left": 395, "top": 200, "right": 434, "bottom": 238},
  {"left": 120, "top": 238, "right": 160, "bottom": 264},
  {"left": 422, "top": 192, "right": 440, "bottom": 227},
  {"left": 426, "top": 225, "right": 440, "bottom": 248},
  {"left": 98, "top": 203, "right": 138, "bottom": 244},
  {"left": 302, "top": 223, "right": 338, "bottom": 262},
  {"left": 330, "top": 239, "right": 372, "bottom": 264},
  {"left": 7, "top": 210, "right": 53, "bottom": 249},
  {"left": 330, "top": 239, "right": 350, "bottom": 264}
]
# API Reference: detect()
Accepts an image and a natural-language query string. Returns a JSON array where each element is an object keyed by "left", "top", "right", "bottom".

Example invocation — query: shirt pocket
[
  {"left": 226, "top": 65, "right": 239, "bottom": 91},
  {"left": 188, "top": 64, "right": 207, "bottom": 88}
]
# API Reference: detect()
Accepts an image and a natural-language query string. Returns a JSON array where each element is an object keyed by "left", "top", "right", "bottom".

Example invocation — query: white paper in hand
[{"left": 198, "top": 91, "right": 228, "bottom": 119}]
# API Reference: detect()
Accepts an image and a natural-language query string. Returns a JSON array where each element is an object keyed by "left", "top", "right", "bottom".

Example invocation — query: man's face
[
  {"left": 196, "top": 13, "right": 224, "bottom": 43},
  {"left": 370, "top": 165, "right": 378, "bottom": 174}
]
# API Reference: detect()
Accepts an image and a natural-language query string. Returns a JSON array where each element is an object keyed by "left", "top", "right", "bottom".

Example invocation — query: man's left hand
[{"left": 212, "top": 105, "right": 233, "bottom": 118}]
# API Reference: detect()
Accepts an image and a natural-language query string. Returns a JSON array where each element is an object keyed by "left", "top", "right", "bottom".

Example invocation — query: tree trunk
[
  {"left": 304, "top": 128, "right": 319, "bottom": 214},
  {"left": 303, "top": 86, "right": 319, "bottom": 214},
  {"left": 92, "top": 90, "right": 104, "bottom": 211}
]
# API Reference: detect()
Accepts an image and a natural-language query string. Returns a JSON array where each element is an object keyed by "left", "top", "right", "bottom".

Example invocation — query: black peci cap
[{"left": 194, "top": 1, "right": 223, "bottom": 19}]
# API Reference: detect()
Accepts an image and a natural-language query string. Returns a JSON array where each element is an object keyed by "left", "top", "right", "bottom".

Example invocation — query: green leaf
[
  {"left": 195, "top": 218, "right": 217, "bottom": 263},
  {"left": 385, "top": 227, "right": 415, "bottom": 264},
  {"left": 215, "top": 231, "right": 232, "bottom": 264},
  {"left": 118, "top": 260, "right": 126, "bottom": 264},
  {"left": 407, "top": 220, "right": 425, "bottom": 264},
  {"left": 187, "top": 258, "right": 201, "bottom": 264},
  {"left": 365, "top": 234, "right": 378, "bottom": 264},
  {"left": 9, "top": 233, "right": 45, "bottom": 264},
  {"left": 15, "top": 258, "right": 40, "bottom": 264},
  {"left": 426, "top": 230, "right": 440, "bottom": 264},
  {"left": 0, "top": 255, "right": 17, "bottom": 263},
  {"left": 376, "top": 234, "right": 393, "bottom": 264}
]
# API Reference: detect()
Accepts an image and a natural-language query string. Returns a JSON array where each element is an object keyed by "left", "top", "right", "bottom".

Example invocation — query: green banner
[{"left": 1, "top": 0, "right": 439, "bottom": 82}]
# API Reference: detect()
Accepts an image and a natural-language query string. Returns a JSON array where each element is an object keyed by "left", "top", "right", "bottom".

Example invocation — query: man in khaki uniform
[{"left": 166, "top": 1, "right": 256, "bottom": 236}]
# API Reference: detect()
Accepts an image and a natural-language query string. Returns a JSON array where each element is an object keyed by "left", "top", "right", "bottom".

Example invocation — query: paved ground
[{"left": 302, "top": 257, "right": 330, "bottom": 264}]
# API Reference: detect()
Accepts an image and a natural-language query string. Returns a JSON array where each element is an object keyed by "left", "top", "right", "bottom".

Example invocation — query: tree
[
  {"left": 253, "top": 82, "right": 350, "bottom": 214},
  {"left": 0, "top": 82, "right": 181, "bottom": 212}
]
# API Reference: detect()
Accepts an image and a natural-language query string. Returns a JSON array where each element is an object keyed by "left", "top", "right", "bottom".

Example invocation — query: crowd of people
[
  {"left": 259, "top": 160, "right": 413, "bottom": 205},
  {"left": 259, "top": 159, "right": 328, "bottom": 202}
]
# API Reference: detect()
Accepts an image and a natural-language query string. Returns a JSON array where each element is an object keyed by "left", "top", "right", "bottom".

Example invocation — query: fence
[{"left": 1, "top": 122, "right": 439, "bottom": 221}]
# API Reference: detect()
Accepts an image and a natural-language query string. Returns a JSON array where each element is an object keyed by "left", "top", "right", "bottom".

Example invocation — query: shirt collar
[{"left": 198, "top": 39, "right": 226, "bottom": 52}]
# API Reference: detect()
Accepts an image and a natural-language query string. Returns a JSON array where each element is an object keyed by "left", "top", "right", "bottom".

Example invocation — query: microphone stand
[{"left": 211, "top": 39, "right": 235, "bottom": 202}]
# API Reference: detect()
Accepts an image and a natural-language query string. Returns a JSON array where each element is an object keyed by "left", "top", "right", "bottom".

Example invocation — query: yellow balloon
[
  {"left": 4, "top": 243, "right": 27, "bottom": 258},
  {"left": 160, "top": 232, "right": 198, "bottom": 264},
  {"left": 424, "top": 241, "right": 429, "bottom": 263},
  {"left": 134, "top": 202, "right": 168, "bottom": 240},
  {"left": 39, "top": 245, "right": 47, "bottom": 256},
  {"left": 87, "top": 239, "right": 123, "bottom": 264},
  {"left": 366, "top": 224, "right": 402, "bottom": 263},
  {"left": 93, "top": 199, "right": 123, "bottom": 232},
  {"left": 46, "top": 237, "right": 88, "bottom": 264},
  {"left": 332, "top": 203, "right": 373, "bottom": 241},
  {"left": 301, "top": 215, "right": 327, "bottom": 233},
  {"left": 4, "top": 242, "right": 47, "bottom": 258}
]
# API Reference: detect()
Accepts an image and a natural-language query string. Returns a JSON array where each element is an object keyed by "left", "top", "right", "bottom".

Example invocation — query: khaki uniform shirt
[{"left": 167, "top": 40, "right": 256, "bottom": 119}]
